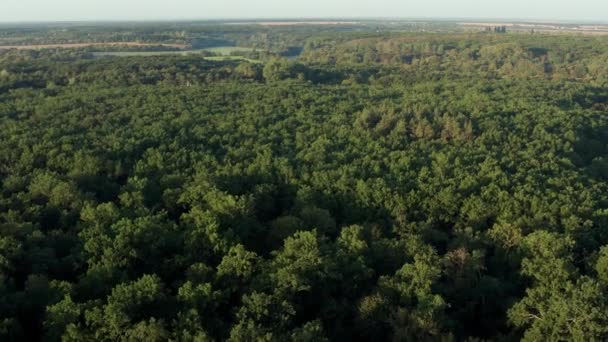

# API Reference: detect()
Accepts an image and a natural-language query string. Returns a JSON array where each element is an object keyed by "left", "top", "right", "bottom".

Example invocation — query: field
[
  {"left": 92, "top": 46, "right": 259, "bottom": 62},
  {"left": 0, "top": 42, "right": 254, "bottom": 56},
  {"left": 0, "top": 41, "right": 187, "bottom": 50},
  {"left": 204, "top": 55, "right": 260, "bottom": 63},
  {"left": 459, "top": 21, "right": 608, "bottom": 34},
  {"left": 242, "top": 21, "right": 359, "bottom": 26},
  {"left": 201, "top": 46, "right": 254, "bottom": 55},
  {"left": 93, "top": 51, "right": 259, "bottom": 63}
]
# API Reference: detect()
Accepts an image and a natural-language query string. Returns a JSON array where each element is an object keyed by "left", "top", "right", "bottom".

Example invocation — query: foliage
[{"left": 1, "top": 24, "right": 608, "bottom": 341}]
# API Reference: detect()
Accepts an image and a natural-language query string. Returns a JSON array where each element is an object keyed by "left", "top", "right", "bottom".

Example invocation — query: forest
[{"left": 1, "top": 22, "right": 608, "bottom": 341}]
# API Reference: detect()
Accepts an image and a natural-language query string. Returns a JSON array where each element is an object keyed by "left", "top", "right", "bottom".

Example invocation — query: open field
[
  {"left": 203, "top": 55, "right": 260, "bottom": 63},
  {"left": 93, "top": 45, "right": 256, "bottom": 58},
  {"left": 92, "top": 50, "right": 208, "bottom": 57},
  {"left": 460, "top": 22, "right": 608, "bottom": 35},
  {"left": 0, "top": 42, "right": 187, "bottom": 50},
  {"left": 201, "top": 46, "right": 254, "bottom": 55},
  {"left": 228, "top": 21, "right": 359, "bottom": 26},
  {"left": 0, "top": 42, "right": 254, "bottom": 56},
  {"left": 93, "top": 48, "right": 260, "bottom": 63}
]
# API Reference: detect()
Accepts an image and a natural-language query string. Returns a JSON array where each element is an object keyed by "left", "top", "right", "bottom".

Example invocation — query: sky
[{"left": 1, "top": 0, "right": 607, "bottom": 23}]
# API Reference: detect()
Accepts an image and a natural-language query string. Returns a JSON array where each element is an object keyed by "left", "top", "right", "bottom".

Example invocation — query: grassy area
[
  {"left": 93, "top": 51, "right": 260, "bottom": 63},
  {"left": 93, "top": 50, "right": 207, "bottom": 57},
  {"left": 93, "top": 46, "right": 254, "bottom": 57},
  {"left": 204, "top": 55, "right": 260, "bottom": 63},
  {"left": 92, "top": 46, "right": 260, "bottom": 62},
  {"left": 202, "top": 46, "right": 254, "bottom": 55}
]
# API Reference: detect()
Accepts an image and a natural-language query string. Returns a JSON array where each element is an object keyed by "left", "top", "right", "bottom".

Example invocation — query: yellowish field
[
  {"left": 459, "top": 22, "right": 608, "bottom": 35},
  {"left": 0, "top": 42, "right": 187, "bottom": 50},
  {"left": 228, "top": 21, "right": 358, "bottom": 26}
]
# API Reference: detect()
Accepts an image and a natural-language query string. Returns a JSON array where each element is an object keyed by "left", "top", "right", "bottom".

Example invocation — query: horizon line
[{"left": 1, "top": 16, "right": 607, "bottom": 25}]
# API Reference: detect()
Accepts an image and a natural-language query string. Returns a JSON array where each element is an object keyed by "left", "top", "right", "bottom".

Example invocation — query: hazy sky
[{"left": 2, "top": 0, "right": 607, "bottom": 23}]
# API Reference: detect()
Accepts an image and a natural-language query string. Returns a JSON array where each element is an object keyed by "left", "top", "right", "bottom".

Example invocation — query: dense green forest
[{"left": 1, "top": 23, "right": 608, "bottom": 341}]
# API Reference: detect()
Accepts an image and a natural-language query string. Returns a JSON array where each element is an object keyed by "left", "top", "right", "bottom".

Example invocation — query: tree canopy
[{"left": 1, "top": 23, "right": 608, "bottom": 341}]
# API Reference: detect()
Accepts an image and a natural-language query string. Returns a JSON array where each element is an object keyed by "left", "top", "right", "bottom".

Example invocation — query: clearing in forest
[{"left": 0, "top": 42, "right": 187, "bottom": 50}]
